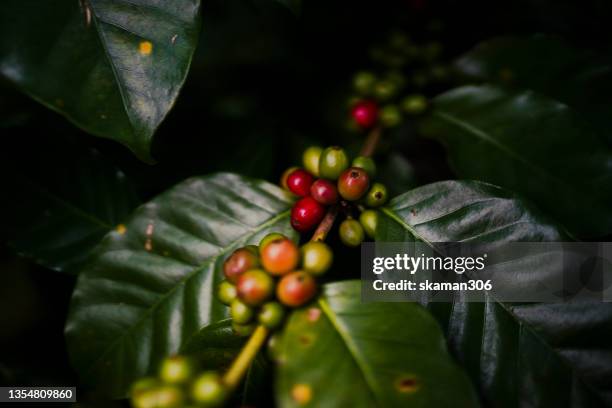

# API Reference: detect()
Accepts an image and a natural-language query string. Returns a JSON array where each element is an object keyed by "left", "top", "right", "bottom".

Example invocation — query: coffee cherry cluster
[
  {"left": 282, "top": 146, "right": 386, "bottom": 247},
  {"left": 219, "top": 233, "right": 333, "bottom": 335},
  {"left": 130, "top": 355, "right": 227, "bottom": 408}
]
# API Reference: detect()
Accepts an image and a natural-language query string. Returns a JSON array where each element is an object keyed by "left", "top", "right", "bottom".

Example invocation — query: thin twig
[
  {"left": 222, "top": 325, "right": 269, "bottom": 390},
  {"left": 359, "top": 126, "right": 382, "bottom": 157},
  {"left": 310, "top": 205, "right": 339, "bottom": 242}
]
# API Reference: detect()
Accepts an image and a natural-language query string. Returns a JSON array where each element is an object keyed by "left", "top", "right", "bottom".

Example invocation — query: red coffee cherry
[
  {"left": 236, "top": 269, "right": 274, "bottom": 306},
  {"left": 277, "top": 271, "right": 317, "bottom": 307},
  {"left": 286, "top": 168, "right": 314, "bottom": 197},
  {"left": 351, "top": 100, "right": 379, "bottom": 129},
  {"left": 338, "top": 167, "right": 370, "bottom": 201},
  {"left": 261, "top": 238, "right": 300, "bottom": 276},
  {"left": 310, "top": 179, "right": 339, "bottom": 205},
  {"left": 223, "top": 247, "right": 259, "bottom": 283},
  {"left": 291, "top": 197, "right": 325, "bottom": 232}
]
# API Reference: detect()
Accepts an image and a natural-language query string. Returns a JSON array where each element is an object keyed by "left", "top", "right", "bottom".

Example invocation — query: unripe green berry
[
  {"left": 217, "top": 280, "right": 237, "bottom": 305},
  {"left": 232, "top": 321, "right": 256, "bottom": 337},
  {"left": 258, "top": 301, "right": 286, "bottom": 329},
  {"left": 231, "top": 299, "right": 254, "bottom": 324},
  {"left": 351, "top": 156, "right": 376, "bottom": 178},
  {"left": 373, "top": 80, "right": 397, "bottom": 101},
  {"left": 402, "top": 94, "right": 428, "bottom": 115},
  {"left": 301, "top": 241, "right": 333, "bottom": 276},
  {"left": 158, "top": 355, "right": 194, "bottom": 385},
  {"left": 131, "top": 388, "right": 159, "bottom": 408},
  {"left": 359, "top": 210, "right": 378, "bottom": 238},
  {"left": 319, "top": 146, "right": 349, "bottom": 180},
  {"left": 259, "top": 233, "right": 286, "bottom": 253},
  {"left": 353, "top": 71, "right": 377, "bottom": 94},
  {"left": 130, "top": 377, "right": 159, "bottom": 399},
  {"left": 380, "top": 105, "right": 402, "bottom": 128},
  {"left": 191, "top": 372, "right": 227, "bottom": 407},
  {"left": 364, "top": 183, "right": 388, "bottom": 207},
  {"left": 339, "top": 219, "right": 365, "bottom": 247},
  {"left": 302, "top": 146, "right": 323, "bottom": 177},
  {"left": 156, "top": 385, "right": 185, "bottom": 408}
]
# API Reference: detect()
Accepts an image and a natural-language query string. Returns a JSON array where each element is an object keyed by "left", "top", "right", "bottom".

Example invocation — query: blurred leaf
[
  {"left": 65, "top": 173, "right": 297, "bottom": 397},
  {"left": 456, "top": 35, "right": 612, "bottom": 145},
  {"left": 377, "top": 152, "right": 417, "bottom": 196},
  {"left": 0, "top": 147, "right": 139, "bottom": 274},
  {"left": 274, "top": 0, "right": 301, "bottom": 15},
  {"left": 276, "top": 280, "right": 479, "bottom": 407},
  {"left": 0, "top": 0, "right": 201, "bottom": 161},
  {"left": 422, "top": 85, "right": 612, "bottom": 238},
  {"left": 379, "top": 180, "right": 612, "bottom": 407}
]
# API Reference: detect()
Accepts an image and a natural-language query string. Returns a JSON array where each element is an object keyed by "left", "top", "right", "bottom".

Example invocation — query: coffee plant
[{"left": 0, "top": 1, "right": 611, "bottom": 407}]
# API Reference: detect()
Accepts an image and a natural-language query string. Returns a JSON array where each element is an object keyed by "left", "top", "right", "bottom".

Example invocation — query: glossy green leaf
[
  {"left": 275, "top": 280, "right": 479, "bottom": 408},
  {"left": 0, "top": 0, "right": 201, "bottom": 161},
  {"left": 65, "top": 173, "right": 296, "bottom": 397},
  {"left": 379, "top": 180, "right": 612, "bottom": 407},
  {"left": 0, "top": 146, "right": 139, "bottom": 274},
  {"left": 456, "top": 35, "right": 612, "bottom": 145},
  {"left": 422, "top": 85, "right": 612, "bottom": 237}
]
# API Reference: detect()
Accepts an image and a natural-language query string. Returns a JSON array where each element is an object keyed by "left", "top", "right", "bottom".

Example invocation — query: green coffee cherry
[
  {"left": 302, "top": 146, "right": 323, "bottom": 177},
  {"left": 258, "top": 301, "right": 286, "bottom": 329},
  {"left": 339, "top": 219, "right": 365, "bottom": 247},
  {"left": 158, "top": 355, "right": 194, "bottom": 385},
  {"left": 402, "top": 94, "right": 428, "bottom": 115},
  {"left": 319, "top": 146, "right": 349, "bottom": 180},
  {"left": 232, "top": 321, "right": 256, "bottom": 337},
  {"left": 359, "top": 210, "right": 378, "bottom": 238},
  {"left": 353, "top": 71, "right": 377, "bottom": 94},
  {"left": 351, "top": 156, "right": 376, "bottom": 178},
  {"left": 231, "top": 299, "right": 254, "bottom": 324},
  {"left": 364, "top": 183, "right": 388, "bottom": 207},
  {"left": 217, "top": 280, "right": 237, "bottom": 305},
  {"left": 301, "top": 241, "right": 333, "bottom": 276},
  {"left": 373, "top": 80, "right": 397, "bottom": 101},
  {"left": 259, "top": 232, "right": 286, "bottom": 253},
  {"left": 191, "top": 372, "right": 227, "bottom": 407},
  {"left": 380, "top": 105, "right": 402, "bottom": 128}
]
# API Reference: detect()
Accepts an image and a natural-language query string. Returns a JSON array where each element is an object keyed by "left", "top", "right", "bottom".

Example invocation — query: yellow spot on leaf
[
  {"left": 291, "top": 384, "right": 312, "bottom": 405},
  {"left": 116, "top": 224, "right": 127, "bottom": 235},
  {"left": 395, "top": 375, "right": 420, "bottom": 393},
  {"left": 139, "top": 41, "right": 153, "bottom": 55}
]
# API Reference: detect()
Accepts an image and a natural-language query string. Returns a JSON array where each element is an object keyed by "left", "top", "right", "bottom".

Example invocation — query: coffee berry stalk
[{"left": 281, "top": 145, "right": 387, "bottom": 246}]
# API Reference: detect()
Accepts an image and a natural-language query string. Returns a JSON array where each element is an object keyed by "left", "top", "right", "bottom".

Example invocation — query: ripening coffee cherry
[
  {"left": 380, "top": 105, "right": 402, "bottom": 128},
  {"left": 131, "top": 377, "right": 159, "bottom": 399},
  {"left": 159, "top": 355, "right": 194, "bottom": 385},
  {"left": 353, "top": 71, "right": 377, "bottom": 94},
  {"left": 286, "top": 168, "right": 314, "bottom": 197},
  {"left": 259, "top": 232, "right": 286, "bottom": 253},
  {"left": 280, "top": 166, "right": 299, "bottom": 191},
  {"left": 338, "top": 167, "right": 370, "bottom": 201},
  {"left": 351, "top": 100, "right": 379, "bottom": 129},
  {"left": 151, "top": 385, "right": 185, "bottom": 408},
  {"left": 233, "top": 321, "right": 256, "bottom": 337},
  {"left": 231, "top": 299, "right": 254, "bottom": 324},
  {"left": 339, "top": 219, "right": 365, "bottom": 247},
  {"left": 261, "top": 238, "right": 300, "bottom": 275},
  {"left": 217, "top": 280, "right": 237, "bottom": 305},
  {"left": 277, "top": 271, "right": 317, "bottom": 307},
  {"left": 373, "top": 80, "right": 397, "bottom": 101},
  {"left": 352, "top": 156, "right": 376, "bottom": 177},
  {"left": 302, "top": 146, "right": 323, "bottom": 177},
  {"left": 359, "top": 209, "right": 378, "bottom": 238},
  {"left": 319, "top": 146, "right": 349, "bottom": 180},
  {"left": 402, "top": 94, "right": 428, "bottom": 115},
  {"left": 237, "top": 269, "right": 274, "bottom": 306},
  {"left": 301, "top": 241, "right": 333, "bottom": 276},
  {"left": 291, "top": 197, "right": 326, "bottom": 232},
  {"left": 364, "top": 182, "right": 388, "bottom": 207},
  {"left": 258, "top": 301, "right": 286, "bottom": 329},
  {"left": 191, "top": 372, "right": 227, "bottom": 407},
  {"left": 223, "top": 247, "right": 259, "bottom": 284},
  {"left": 310, "top": 179, "right": 339, "bottom": 205}
]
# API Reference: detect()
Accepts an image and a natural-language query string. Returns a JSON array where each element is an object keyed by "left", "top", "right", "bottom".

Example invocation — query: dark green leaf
[
  {"left": 0, "top": 0, "right": 201, "bottom": 161},
  {"left": 455, "top": 35, "right": 612, "bottom": 145},
  {"left": 422, "top": 85, "right": 612, "bottom": 237},
  {"left": 65, "top": 173, "right": 296, "bottom": 397},
  {"left": 0, "top": 147, "right": 139, "bottom": 274},
  {"left": 379, "top": 180, "right": 612, "bottom": 407},
  {"left": 275, "top": 280, "right": 479, "bottom": 407}
]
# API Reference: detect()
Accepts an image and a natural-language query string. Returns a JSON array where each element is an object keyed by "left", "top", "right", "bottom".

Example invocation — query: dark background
[{"left": 1, "top": 0, "right": 611, "bottom": 405}]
